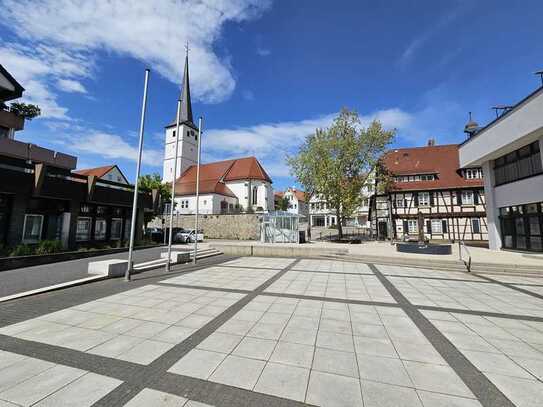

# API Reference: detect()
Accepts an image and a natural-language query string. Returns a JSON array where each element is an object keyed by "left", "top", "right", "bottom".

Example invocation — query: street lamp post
[
  {"left": 125, "top": 68, "right": 150, "bottom": 282},
  {"left": 165, "top": 100, "right": 182, "bottom": 272}
]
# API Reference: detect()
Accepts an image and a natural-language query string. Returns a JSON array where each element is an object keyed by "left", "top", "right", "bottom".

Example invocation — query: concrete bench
[
  {"left": 161, "top": 251, "right": 190, "bottom": 264},
  {"left": 88, "top": 259, "right": 128, "bottom": 278}
]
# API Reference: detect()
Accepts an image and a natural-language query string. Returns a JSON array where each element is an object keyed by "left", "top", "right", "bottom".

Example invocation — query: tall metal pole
[
  {"left": 193, "top": 117, "right": 203, "bottom": 263},
  {"left": 166, "top": 100, "right": 182, "bottom": 272},
  {"left": 125, "top": 68, "right": 150, "bottom": 282}
]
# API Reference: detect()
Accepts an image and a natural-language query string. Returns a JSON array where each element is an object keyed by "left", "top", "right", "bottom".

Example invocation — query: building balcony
[{"left": 0, "top": 109, "right": 25, "bottom": 132}]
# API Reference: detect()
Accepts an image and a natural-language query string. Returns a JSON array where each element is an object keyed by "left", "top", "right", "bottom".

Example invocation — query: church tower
[{"left": 162, "top": 53, "right": 199, "bottom": 184}]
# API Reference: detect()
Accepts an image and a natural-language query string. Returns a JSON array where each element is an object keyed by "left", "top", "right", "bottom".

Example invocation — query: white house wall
[
  {"left": 226, "top": 180, "right": 273, "bottom": 212},
  {"left": 174, "top": 194, "right": 238, "bottom": 215}
]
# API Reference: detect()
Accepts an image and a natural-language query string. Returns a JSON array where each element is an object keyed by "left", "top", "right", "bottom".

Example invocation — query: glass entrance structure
[
  {"left": 261, "top": 211, "right": 302, "bottom": 243},
  {"left": 500, "top": 202, "right": 543, "bottom": 252}
]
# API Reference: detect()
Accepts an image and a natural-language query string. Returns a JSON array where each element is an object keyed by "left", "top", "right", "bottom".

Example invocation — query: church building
[{"left": 163, "top": 54, "right": 274, "bottom": 214}]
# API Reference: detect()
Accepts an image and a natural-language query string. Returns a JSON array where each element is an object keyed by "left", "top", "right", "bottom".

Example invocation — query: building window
[
  {"left": 95, "top": 218, "right": 107, "bottom": 240},
  {"left": 461, "top": 191, "right": 474, "bottom": 205},
  {"left": 472, "top": 218, "right": 481, "bottom": 234},
  {"left": 76, "top": 217, "right": 92, "bottom": 241},
  {"left": 464, "top": 168, "right": 483, "bottom": 179},
  {"left": 499, "top": 202, "right": 542, "bottom": 252},
  {"left": 252, "top": 186, "right": 258, "bottom": 205},
  {"left": 111, "top": 218, "right": 122, "bottom": 240},
  {"left": 418, "top": 192, "right": 430, "bottom": 206},
  {"left": 22, "top": 214, "right": 44, "bottom": 243},
  {"left": 408, "top": 220, "right": 418, "bottom": 234},
  {"left": 395, "top": 197, "right": 405, "bottom": 208},
  {"left": 493, "top": 141, "right": 542, "bottom": 186},
  {"left": 180, "top": 200, "right": 189, "bottom": 209},
  {"left": 431, "top": 219, "right": 442, "bottom": 234}
]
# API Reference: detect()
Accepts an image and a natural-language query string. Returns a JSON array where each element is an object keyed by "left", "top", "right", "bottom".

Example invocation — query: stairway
[{"left": 133, "top": 248, "right": 223, "bottom": 272}]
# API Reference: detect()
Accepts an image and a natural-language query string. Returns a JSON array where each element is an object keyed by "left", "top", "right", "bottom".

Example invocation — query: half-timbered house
[{"left": 370, "top": 143, "right": 488, "bottom": 243}]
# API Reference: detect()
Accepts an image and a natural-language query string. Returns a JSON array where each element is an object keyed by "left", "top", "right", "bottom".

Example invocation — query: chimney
[{"left": 427, "top": 138, "right": 436, "bottom": 146}]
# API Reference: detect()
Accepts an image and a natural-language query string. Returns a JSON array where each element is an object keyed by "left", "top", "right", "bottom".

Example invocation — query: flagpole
[
  {"left": 166, "top": 100, "right": 182, "bottom": 272},
  {"left": 193, "top": 117, "right": 202, "bottom": 263},
  {"left": 125, "top": 68, "right": 150, "bottom": 282}
]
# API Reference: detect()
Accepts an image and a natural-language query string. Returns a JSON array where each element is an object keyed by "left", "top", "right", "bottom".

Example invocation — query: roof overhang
[
  {"left": 0, "top": 65, "right": 24, "bottom": 101},
  {"left": 459, "top": 86, "right": 543, "bottom": 167}
]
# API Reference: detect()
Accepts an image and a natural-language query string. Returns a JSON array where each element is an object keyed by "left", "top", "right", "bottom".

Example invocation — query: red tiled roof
[
  {"left": 174, "top": 156, "right": 271, "bottom": 197},
  {"left": 382, "top": 144, "right": 483, "bottom": 191},
  {"left": 74, "top": 165, "right": 115, "bottom": 178}
]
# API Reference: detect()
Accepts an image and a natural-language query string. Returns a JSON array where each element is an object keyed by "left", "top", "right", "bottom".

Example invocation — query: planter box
[
  {"left": 0, "top": 244, "right": 161, "bottom": 272},
  {"left": 0, "top": 110, "right": 24, "bottom": 131}
]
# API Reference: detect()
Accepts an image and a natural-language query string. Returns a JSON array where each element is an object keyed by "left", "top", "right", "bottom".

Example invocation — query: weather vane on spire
[{"left": 185, "top": 40, "right": 190, "bottom": 57}]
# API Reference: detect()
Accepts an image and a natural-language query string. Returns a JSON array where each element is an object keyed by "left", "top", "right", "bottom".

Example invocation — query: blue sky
[{"left": 1, "top": 0, "right": 542, "bottom": 190}]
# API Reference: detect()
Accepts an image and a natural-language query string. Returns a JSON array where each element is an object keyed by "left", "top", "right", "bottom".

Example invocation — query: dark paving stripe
[
  {"left": 261, "top": 291, "right": 399, "bottom": 308},
  {"left": 473, "top": 273, "right": 543, "bottom": 301},
  {"left": 416, "top": 304, "right": 543, "bottom": 322},
  {"left": 0, "top": 334, "right": 139, "bottom": 381},
  {"left": 369, "top": 264, "right": 515, "bottom": 407},
  {"left": 92, "top": 259, "right": 303, "bottom": 407},
  {"left": 0, "top": 255, "right": 233, "bottom": 328},
  {"left": 383, "top": 274, "right": 491, "bottom": 284},
  {"left": 156, "top": 372, "right": 311, "bottom": 407},
  {"left": 156, "top": 282, "right": 252, "bottom": 295}
]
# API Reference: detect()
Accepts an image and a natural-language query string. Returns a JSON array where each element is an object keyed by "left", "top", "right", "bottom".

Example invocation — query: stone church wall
[{"left": 149, "top": 214, "right": 261, "bottom": 240}]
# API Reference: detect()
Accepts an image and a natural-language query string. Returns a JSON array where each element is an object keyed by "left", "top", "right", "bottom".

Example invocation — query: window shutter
[
  {"left": 426, "top": 220, "right": 431, "bottom": 233},
  {"left": 442, "top": 220, "right": 448, "bottom": 233},
  {"left": 403, "top": 220, "right": 408, "bottom": 232},
  {"left": 430, "top": 192, "right": 435, "bottom": 206},
  {"left": 474, "top": 191, "right": 479, "bottom": 205},
  {"left": 414, "top": 193, "right": 419, "bottom": 207},
  {"left": 457, "top": 191, "right": 462, "bottom": 205}
]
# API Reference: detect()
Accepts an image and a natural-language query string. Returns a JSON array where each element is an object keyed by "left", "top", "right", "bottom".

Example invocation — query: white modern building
[
  {"left": 163, "top": 54, "right": 274, "bottom": 215},
  {"left": 309, "top": 187, "right": 372, "bottom": 228},
  {"left": 459, "top": 85, "right": 543, "bottom": 252},
  {"left": 275, "top": 188, "right": 308, "bottom": 218}
]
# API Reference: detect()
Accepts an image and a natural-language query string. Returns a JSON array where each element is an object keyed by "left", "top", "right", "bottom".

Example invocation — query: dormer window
[
  {"left": 464, "top": 168, "right": 483, "bottom": 179},
  {"left": 394, "top": 174, "right": 436, "bottom": 182}
]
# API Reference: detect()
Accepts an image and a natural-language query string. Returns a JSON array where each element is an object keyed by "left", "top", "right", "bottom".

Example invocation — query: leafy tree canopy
[
  {"left": 288, "top": 108, "right": 395, "bottom": 238},
  {"left": 138, "top": 173, "right": 170, "bottom": 201},
  {"left": 9, "top": 102, "right": 41, "bottom": 120}
]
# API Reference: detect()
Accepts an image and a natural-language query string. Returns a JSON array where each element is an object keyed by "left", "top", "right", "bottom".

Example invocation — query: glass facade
[
  {"left": 493, "top": 141, "right": 542, "bottom": 186},
  {"left": 500, "top": 202, "right": 543, "bottom": 252}
]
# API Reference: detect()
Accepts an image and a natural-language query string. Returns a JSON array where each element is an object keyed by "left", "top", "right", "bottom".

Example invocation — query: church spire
[{"left": 178, "top": 45, "right": 193, "bottom": 125}]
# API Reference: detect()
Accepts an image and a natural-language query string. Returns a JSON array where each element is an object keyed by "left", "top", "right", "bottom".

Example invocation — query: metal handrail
[{"left": 458, "top": 240, "right": 472, "bottom": 273}]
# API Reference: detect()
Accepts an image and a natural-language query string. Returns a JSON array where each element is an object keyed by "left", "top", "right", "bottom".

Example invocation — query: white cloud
[
  {"left": 204, "top": 108, "right": 415, "bottom": 178},
  {"left": 57, "top": 79, "right": 87, "bottom": 94},
  {"left": 70, "top": 131, "right": 163, "bottom": 167},
  {"left": 256, "top": 47, "right": 271, "bottom": 56},
  {"left": 0, "top": 43, "right": 92, "bottom": 118},
  {"left": 2, "top": 0, "right": 272, "bottom": 103}
]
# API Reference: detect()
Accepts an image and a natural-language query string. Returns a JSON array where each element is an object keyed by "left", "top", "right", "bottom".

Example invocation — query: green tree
[
  {"left": 275, "top": 195, "right": 290, "bottom": 211},
  {"left": 9, "top": 102, "right": 41, "bottom": 120},
  {"left": 289, "top": 108, "right": 395, "bottom": 239},
  {"left": 138, "top": 173, "right": 171, "bottom": 227}
]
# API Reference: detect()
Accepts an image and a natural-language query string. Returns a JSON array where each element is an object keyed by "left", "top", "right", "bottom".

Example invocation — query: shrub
[
  {"left": 10, "top": 244, "right": 35, "bottom": 257},
  {"left": 35, "top": 240, "right": 63, "bottom": 255}
]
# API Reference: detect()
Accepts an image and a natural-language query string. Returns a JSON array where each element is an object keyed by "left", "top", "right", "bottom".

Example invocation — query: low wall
[
  {"left": 211, "top": 243, "right": 348, "bottom": 258},
  {"left": 0, "top": 244, "right": 160, "bottom": 272},
  {"left": 150, "top": 214, "right": 260, "bottom": 240}
]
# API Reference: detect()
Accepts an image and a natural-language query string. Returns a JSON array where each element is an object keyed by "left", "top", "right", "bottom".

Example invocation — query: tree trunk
[{"left": 336, "top": 208, "right": 343, "bottom": 239}]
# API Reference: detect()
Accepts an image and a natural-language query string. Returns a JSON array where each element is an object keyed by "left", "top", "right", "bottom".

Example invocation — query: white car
[{"left": 176, "top": 229, "right": 204, "bottom": 243}]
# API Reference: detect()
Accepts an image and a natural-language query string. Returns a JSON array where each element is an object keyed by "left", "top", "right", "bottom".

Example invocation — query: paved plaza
[{"left": 0, "top": 256, "right": 542, "bottom": 406}]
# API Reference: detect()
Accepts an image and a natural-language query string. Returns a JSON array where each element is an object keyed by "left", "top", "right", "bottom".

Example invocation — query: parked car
[
  {"left": 144, "top": 227, "right": 164, "bottom": 243},
  {"left": 174, "top": 229, "right": 204, "bottom": 243}
]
